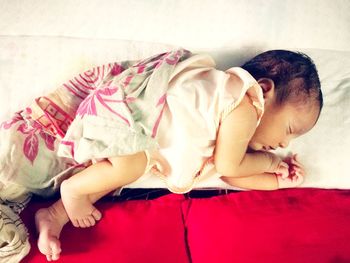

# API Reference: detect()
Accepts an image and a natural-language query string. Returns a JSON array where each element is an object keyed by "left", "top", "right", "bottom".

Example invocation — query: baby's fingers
[
  {"left": 291, "top": 164, "right": 306, "bottom": 177},
  {"left": 291, "top": 154, "right": 304, "bottom": 168},
  {"left": 280, "top": 161, "right": 289, "bottom": 169},
  {"left": 280, "top": 162, "right": 289, "bottom": 178},
  {"left": 292, "top": 171, "right": 304, "bottom": 185},
  {"left": 275, "top": 162, "right": 289, "bottom": 179}
]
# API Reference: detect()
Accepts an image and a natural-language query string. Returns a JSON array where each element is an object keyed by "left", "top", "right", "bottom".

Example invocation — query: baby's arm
[
  {"left": 214, "top": 95, "right": 262, "bottom": 177},
  {"left": 221, "top": 154, "right": 305, "bottom": 190},
  {"left": 214, "top": 95, "right": 288, "bottom": 178},
  {"left": 221, "top": 173, "right": 279, "bottom": 190}
]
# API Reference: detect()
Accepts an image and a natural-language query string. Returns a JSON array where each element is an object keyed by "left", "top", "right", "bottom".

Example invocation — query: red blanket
[{"left": 21, "top": 188, "right": 350, "bottom": 263}]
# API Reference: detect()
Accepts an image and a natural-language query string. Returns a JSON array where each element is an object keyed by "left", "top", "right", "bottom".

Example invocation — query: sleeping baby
[{"left": 0, "top": 48, "right": 322, "bottom": 261}]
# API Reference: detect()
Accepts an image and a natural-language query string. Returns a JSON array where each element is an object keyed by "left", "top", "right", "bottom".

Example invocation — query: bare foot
[
  {"left": 35, "top": 203, "right": 67, "bottom": 261},
  {"left": 60, "top": 180, "right": 102, "bottom": 228}
]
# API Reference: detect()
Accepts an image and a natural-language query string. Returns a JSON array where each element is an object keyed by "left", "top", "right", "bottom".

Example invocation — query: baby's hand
[
  {"left": 264, "top": 152, "right": 289, "bottom": 178},
  {"left": 276, "top": 154, "right": 306, "bottom": 188}
]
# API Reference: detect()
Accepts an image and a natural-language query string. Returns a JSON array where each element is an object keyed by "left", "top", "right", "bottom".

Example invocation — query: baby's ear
[{"left": 257, "top": 78, "right": 275, "bottom": 100}]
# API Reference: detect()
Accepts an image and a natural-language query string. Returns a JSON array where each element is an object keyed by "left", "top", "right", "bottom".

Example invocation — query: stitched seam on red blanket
[{"left": 181, "top": 197, "right": 193, "bottom": 263}]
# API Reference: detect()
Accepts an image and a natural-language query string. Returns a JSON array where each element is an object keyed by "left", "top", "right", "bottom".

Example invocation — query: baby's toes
[
  {"left": 71, "top": 219, "right": 80, "bottom": 228},
  {"left": 91, "top": 209, "right": 102, "bottom": 221},
  {"left": 50, "top": 242, "right": 61, "bottom": 261},
  {"left": 83, "top": 216, "right": 95, "bottom": 227},
  {"left": 44, "top": 239, "right": 61, "bottom": 261},
  {"left": 77, "top": 219, "right": 88, "bottom": 228},
  {"left": 51, "top": 254, "right": 59, "bottom": 261}
]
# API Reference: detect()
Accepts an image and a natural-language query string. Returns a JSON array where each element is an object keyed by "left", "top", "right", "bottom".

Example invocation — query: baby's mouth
[
  {"left": 262, "top": 146, "right": 274, "bottom": 151},
  {"left": 247, "top": 146, "right": 255, "bottom": 153}
]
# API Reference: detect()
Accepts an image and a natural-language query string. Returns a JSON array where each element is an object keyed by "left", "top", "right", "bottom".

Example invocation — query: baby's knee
[
  {"left": 128, "top": 151, "right": 149, "bottom": 177},
  {"left": 108, "top": 151, "right": 148, "bottom": 177}
]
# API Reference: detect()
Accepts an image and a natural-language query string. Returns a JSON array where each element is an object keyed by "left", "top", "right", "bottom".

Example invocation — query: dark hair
[{"left": 241, "top": 50, "right": 323, "bottom": 111}]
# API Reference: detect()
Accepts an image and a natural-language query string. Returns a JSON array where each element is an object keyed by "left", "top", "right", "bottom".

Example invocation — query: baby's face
[{"left": 248, "top": 100, "right": 320, "bottom": 152}]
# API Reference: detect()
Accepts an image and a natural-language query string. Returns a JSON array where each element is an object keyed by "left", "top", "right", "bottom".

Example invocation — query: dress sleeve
[{"left": 218, "top": 67, "right": 265, "bottom": 126}]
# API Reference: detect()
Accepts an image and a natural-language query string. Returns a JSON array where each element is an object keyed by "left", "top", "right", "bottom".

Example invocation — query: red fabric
[
  {"left": 21, "top": 194, "right": 190, "bottom": 263},
  {"left": 21, "top": 189, "right": 350, "bottom": 263},
  {"left": 185, "top": 188, "right": 350, "bottom": 263}
]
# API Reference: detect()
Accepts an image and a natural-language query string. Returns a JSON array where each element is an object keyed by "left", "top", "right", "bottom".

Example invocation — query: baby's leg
[
  {"left": 35, "top": 190, "right": 109, "bottom": 261},
  {"left": 61, "top": 151, "right": 147, "bottom": 228},
  {"left": 60, "top": 180, "right": 103, "bottom": 228}
]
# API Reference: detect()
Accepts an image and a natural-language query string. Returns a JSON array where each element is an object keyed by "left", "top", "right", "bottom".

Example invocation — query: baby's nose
[{"left": 279, "top": 141, "right": 289, "bottom": 148}]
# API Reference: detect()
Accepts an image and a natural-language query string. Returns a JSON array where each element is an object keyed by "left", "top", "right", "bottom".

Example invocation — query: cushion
[
  {"left": 185, "top": 188, "right": 350, "bottom": 263},
  {"left": 21, "top": 194, "right": 190, "bottom": 263}
]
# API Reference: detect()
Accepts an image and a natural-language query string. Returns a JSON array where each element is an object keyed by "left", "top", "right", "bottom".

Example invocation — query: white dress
[{"left": 145, "top": 53, "right": 265, "bottom": 193}]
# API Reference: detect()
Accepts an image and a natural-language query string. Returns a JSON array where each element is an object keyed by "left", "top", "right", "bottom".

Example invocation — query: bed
[{"left": 1, "top": 0, "right": 350, "bottom": 262}]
